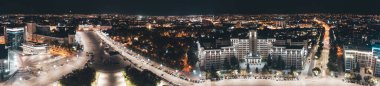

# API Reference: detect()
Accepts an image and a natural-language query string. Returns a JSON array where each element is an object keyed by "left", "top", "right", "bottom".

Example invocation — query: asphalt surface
[{"left": 78, "top": 31, "right": 128, "bottom": 86}]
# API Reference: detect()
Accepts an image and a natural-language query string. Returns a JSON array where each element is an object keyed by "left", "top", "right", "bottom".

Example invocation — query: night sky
[{"left": 0, "top": 0, "right": 380, "bottom": 15}]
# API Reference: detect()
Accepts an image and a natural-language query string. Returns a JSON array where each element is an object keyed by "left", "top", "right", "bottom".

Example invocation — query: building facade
[
  {"left": 232, "top": 39, "right": 250, "bottom": 60},
  {"left": 0, "top": 44, "right": 10, "bottom": 81},
  {"left": 270, "top": 39, "right": 308, "bottom": 69},
  {"left": 257, "top": 38, "right": 276, "bottom": 58},
  {"left": 343, "top": 48, "right": 374, "bottom": 72},
  {"left": 25, "top": 23, "right": 75, "bottom": 44},
  {"left": 199, "top": 37, "right": 254, "bottom": 70},
  {"left": 199, "top": 48, "right": 223, "bottom": 70},
  {"left": 373, "top": 44, "right": 380, "bottom": 76},
  {"left": 78, "top": 24, "right": 112, "bottom": 31},
  {"left": 5, "top": 27, "right": 24, "bottom": 50},
  {"left": 21, "top": 43, "right": 48, "bottom": 55}
]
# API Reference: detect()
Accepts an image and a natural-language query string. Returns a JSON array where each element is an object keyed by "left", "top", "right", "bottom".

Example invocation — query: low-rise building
[
  {"left": 21, "top": 43, "right": 48, "bottom": 55},
  {"left": 245, "top": 52, "right": 261, "bottom": 64},
  {"left": 26, "top": 23, "right": 76, "bottom": 44}
]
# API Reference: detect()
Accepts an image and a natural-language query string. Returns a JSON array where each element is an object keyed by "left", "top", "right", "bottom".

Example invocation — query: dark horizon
[{"left": 1, "top": 0, "right": 380, "bottom": 15}]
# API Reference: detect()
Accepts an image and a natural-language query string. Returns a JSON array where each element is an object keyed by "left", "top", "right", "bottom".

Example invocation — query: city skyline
[
  {"left": 1, "top": 1, "right": 380, "bottom": 86},
  {"left": 1, "top": 0, "right": 380, "bottom": 15}
]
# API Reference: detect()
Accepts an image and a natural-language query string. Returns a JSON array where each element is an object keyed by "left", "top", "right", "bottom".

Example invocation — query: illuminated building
[
  {"left": 0, "top": 28, "right": 9, "bottom": 81},
  {"left": 343, "top": 46, "right": 374, "bottom": 72},
  {"left": 26, "top": 23, "right": 76, "bottom": 44},
  {"left": 199, "top": 48, "right": 223, "bottom": 70},
  {"left": 245, "top": 53, "right": 261, "bottom": 64},
  {"left": 25, "top": 23, "right": 36, "bottom": 42},
  {"left": 267, "top": 21, "right": 287, "bottom": 29},
  {"left": 78, "top": 24, "right": 112, "bottom": 31},
  {"left": 198, "top": 39, "right": 234, "bottom": 70},
  {"left": 257, "top": 38, "right": 276, "bottom": 58},
  {"left": 198, "top": 30, "right": 264, "bottom": 70},
  {"left": 0, "top": 44, "right": 14, "bottom": 82},
  {"left": 231, "top": 38, "right": 250, "bottom": 60},
  {"left": 373, "top": 41, "right": 380, "bottom": 76},
  {"left": 0, "top": 27, "right": 5, "bottom": 44},
  {"left": 246, "top": 30, "right": 261, "bottom": 64},
  {"left": 249, "top": 30, "right": 257, "bottom": 54},
  {"left": 21, "top": 43, "right": 48, "bottom": 55},
  {"left": 5, "top": 27, "right": 24, "bottom": 50},
  {"left": 270, "top": 39, "right": 308, "bottom": 69}
]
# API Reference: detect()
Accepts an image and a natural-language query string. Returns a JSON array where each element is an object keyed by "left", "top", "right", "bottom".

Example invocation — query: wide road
[
  {"left": 301, "top": 43, "right": 318, "bottom": 78},
  {"left": 77, "top": 31, "right": 127, "bottom": 86},
  {"left": 96, "top": 31, "right": 200, "bottom": 86},
  {"left": 314, "top": 18, "right": 331, "bottom": 77}
]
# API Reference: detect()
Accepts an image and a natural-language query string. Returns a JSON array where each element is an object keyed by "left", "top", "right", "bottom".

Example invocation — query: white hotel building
[
  {"left": 343, "top": 40, "right": 380, "bottom": 76},
  {"left": 198, "top": 38, "right": 250, "bottom": 70},
  {"left": 270, "top": 39, "right": 308, "bottom": 69},
  {"left": 343, "top": 49, "right": 374, "bottom": 72},
  {"left": 371, "top": 40, "right": 380, "bottom": 76},
  {"left": 198, "top": 30, "right": 309, "bottom": 70},
  {"left": 257, "top": 38, "right": 276, "bottom": 58},
  {"left": 198, "top": 30, "right": 258, "bottom": 70}
]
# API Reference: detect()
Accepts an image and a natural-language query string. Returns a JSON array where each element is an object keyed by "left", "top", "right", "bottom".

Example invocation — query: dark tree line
[
  {"left": 315, "top": 27, "right": 325, "bottom": 59},
  {"left": 124, "top": 66, "right": 161, "bottom": 86},
  {"left": 103, "top": 28, "right": 199, "bottom": 70},
  {"left": 327, "top": 29, "right": 340, "bottom": 72},
  {"left": 265, "top": 55, "right": 286, "bottom": 70},
  {"left": 223, "top": 56, "right": 240, "bottom": 71},
  {"left": 59, "top": 67, "right": 96, "bottom": 86}
]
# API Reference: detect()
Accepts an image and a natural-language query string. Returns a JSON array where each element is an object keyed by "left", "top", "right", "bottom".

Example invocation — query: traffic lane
[{"left": 99, "top": 35, "right": 192, "bottom": 85}]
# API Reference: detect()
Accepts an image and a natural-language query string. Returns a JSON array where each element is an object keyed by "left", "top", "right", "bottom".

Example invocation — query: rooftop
[
  {"left": 344, "top": 45, "right": 372, "bottom": 52},
  {"left": 200, "top": 38, "right": 232, "bottom": 49},
  {"left": 285, "top": 45, "right": 304, "bottom": 49},
  {"left": 34, "top": 26, "right": 75, "bottom": 38}
]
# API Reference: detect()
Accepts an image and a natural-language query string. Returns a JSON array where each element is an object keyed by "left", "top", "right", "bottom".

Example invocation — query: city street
[
  {"left": 314, "top": 18, "right": 332, "bottom": 77},
  {"left": 77, "top": 31, "right": 128, "bottom": 86},
  {"left": 96, "top": 71, "right": 126, "bottom": 86},
  {"left": 0, "top": 49, "right": 89, "bottom": 86},
  {"left": 301, "top": 43, "right": 318, "bottom": 78},
  {"left": 96, "top": 31, "right": 201, "bottom": 85}
]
